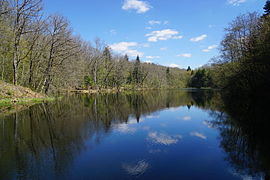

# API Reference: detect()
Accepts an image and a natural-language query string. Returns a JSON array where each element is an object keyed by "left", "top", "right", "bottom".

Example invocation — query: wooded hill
[{"left": 0, "top": 0, "right": 189, "bottom": 95}]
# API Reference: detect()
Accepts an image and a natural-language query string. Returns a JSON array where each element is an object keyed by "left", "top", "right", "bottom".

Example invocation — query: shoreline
[
  {"left": 0, "top": 97, "right": 57, "bottom": 106},
  {"left": 65, "top": 87, "right": 215, "bottom": 94}
]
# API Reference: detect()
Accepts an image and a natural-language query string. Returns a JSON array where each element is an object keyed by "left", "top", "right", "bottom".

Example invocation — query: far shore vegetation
[{"left": 0, "top": 0, "right": 270, "bottom": 106}]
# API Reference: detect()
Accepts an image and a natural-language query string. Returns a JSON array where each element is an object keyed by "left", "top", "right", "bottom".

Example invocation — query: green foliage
[
  {"left": 83, "top": 76, "right": 94, "bottom": 88},
  {"left": 0, "top": 0, "right": 190, "bottom": 93},
  {"left": 197, "top": 2, "right": 270, "bottom": 99},
  {"left": 189, "top": 69, "right": 213, "bottom": 88},
  {"left": 131, "top": 56, "right": 143, "bottom": 85}
]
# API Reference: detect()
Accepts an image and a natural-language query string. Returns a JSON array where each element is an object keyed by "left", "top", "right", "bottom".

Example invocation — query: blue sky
[{"left": 42, "top": 0, "right": 265, "bottom": 69}]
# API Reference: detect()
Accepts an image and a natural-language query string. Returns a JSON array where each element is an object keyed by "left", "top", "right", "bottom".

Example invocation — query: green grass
[{"left": 0, "top": 97, "right": 59, "bottom": 107}]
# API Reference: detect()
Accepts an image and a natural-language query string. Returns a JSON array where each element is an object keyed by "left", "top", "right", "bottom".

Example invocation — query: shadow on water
[
  {"left": 209, "top": 91, "right": 270, "bottom": 179},
  {"left": 0, "top": 90, "right": 269, "bottom": 179}
]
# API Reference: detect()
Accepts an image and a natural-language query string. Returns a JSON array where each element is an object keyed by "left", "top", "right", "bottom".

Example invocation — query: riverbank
[
  {"left": 0, "top": 81, "right": 54, "bottom": 106},
  {"left": 65, "top": 87, "right": 215, "bottom": 94}
]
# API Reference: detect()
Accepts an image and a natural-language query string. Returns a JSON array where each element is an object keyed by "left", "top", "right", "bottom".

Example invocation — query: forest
[
  {"left": 0, "top": 0, "right": 189, "bottom": 95},
  {"left": 1, "top": 0, "right": 270, "bottom": 98},
  {"left": 189, "top": 1, "right": 270, "bottom": 99}
]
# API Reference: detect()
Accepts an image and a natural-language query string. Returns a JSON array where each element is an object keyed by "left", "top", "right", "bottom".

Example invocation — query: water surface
[{"left": 0, "top": 90, "right": 268, "bottom": 179}]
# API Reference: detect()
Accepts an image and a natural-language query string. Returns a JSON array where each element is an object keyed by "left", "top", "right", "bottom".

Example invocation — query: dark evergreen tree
[
  {"left": 103, "top": 47, "right": 112, "bottom": 64},
  {"left": 124, "top": 54, "right": 129, "bottom": 61},
  {"left": 264, "top": 0, "right": 270, "bottom": 16},
  {"left": 187, "top": 66, "right": 191, "bottom": 71},
  {"left": 166, "top": 67, "right": 172, "bottom": 86},
  {"left": 132, "top": 56, "right": 142, "bottom": 84}
]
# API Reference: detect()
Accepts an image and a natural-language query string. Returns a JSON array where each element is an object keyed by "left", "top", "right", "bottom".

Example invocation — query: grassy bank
[
  {"left": 0, "top": 97, "right": 57, "bottom": 106},
  {"left": 0, "top": 80, "right": 57, "bottom": 106}
]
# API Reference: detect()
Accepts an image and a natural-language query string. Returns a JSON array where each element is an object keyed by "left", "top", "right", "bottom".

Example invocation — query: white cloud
[
  {"left": 169, "top": 64, "right": 180, "bottom": 68},
  {"left": 190, "top": 34, "right": 207, "bottom": 42},
  {"left": 202, "top": 44, "right": 218, "bottom": 52},
  {"left": 190, "top": 132, "right": 207, "bottom": 140},
  {"left": 182, "top": 116, "right": 192, "bottom": 121},
  {"left": 148, "top": 20, "right": 169, "bottom": 26},
  {"left": 110, "top": 42, "right": 144, "bottom": 57},
  {"left": 113, "top": 123, "right": 136, "bottom": 134},
  {"left": 146, "top": 29, "right": 183, "bottom": 42},
  {"left": 148, "top": 20, "right": 161, "bottom": 25},
  {"left": 145, "top": 26, "right": 152, "bottom": 30},
  {"left": 227, "top": 0, "right": 246, "bottom": 6},
  {"left": 110, "top": 42, "right": 137, "bottom": 51},
  {"left": 148, "top": 132, "right": 182, "bottom": 145},
  {"left": 172, "top": 36, "right": 184, "bottom": 39},
  {"left": 177, "top": 53, "right": 192, "bottom": 58},
  {"left": 122, "top": 0, "right": 151, "bottom": 13},
  {"left": 122, "top": 160, "right": 149, "bottom": 176},
  {"left": 146, "top": 56, "right": 160, "bottom": 59}
]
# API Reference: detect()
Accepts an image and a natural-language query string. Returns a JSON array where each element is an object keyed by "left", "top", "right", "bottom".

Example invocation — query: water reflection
[
  {"left": 209, "top": 93, "right": 270, "bottom": 179},
  {"left": 0, "top": 90, "right": 269, "bottom": 179},
  {"left": 122, "top": 160, "right": 150, "bottom": 177}
]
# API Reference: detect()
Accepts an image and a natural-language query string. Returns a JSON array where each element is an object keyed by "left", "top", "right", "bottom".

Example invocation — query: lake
[{"left": 0, "top": 90, "right": 269, "bottom": 180}]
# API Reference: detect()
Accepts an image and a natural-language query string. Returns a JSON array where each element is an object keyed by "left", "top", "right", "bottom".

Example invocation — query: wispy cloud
[
  {"left": 148, "top": 20, "right": 169, "bottom": 26},
  {"left": 190, "top": 34, "right": 207, "bottom": 42},
  {"left": 148, "top": 132, "right": 182, "bottom": 145},
  {"left": 113, "top": 123, "right": 136, "bottom": 134},
  {"left": 122, "top": 0, "right": 151, "bottom": 13},
  {"left": 145, "top": 115, "right": 160, "bottom": 119},
  {"left": 110, "top": 42, "right": 144, "bottom": 57},
  {"left": 227, "top": 0, "right": 246, "bottom": 6},
  {"left": 148, "top": 20, "right": 161, "bottom": 25},
  {"left": 190, "top": 132, "right": 207, "bottom": 140},
  {"left": 122, "top": 160, "right": 149, "bottom": 176},
  {"left": 177, "top": 53, "right": 192, "bottom": 58},
  {"left": 202, "top": 44, "right": 218, "bottom": 52},
  {"left": 182, "top": 116, "right": 192, "bottom": 121},
  {"left": 146, "top": 29, "right": 183, "bottom": 42},
  {"left": 146, "top": 56, "right": 160, "bottom": 59},
  {"left": 109, "top": 29, "right": 117, "bottom": 35}
]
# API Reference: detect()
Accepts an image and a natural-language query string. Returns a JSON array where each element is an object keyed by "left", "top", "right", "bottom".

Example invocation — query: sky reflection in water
[{"left": 0, "top": 90, "right": 265, "bottom": 180}]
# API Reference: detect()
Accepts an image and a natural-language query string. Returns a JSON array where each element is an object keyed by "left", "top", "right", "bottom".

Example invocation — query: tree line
[
  {"left": 0, "top": 0, "right": 189, "bottom": 94},
  {"left": 188, "top": 1, "right": 270, "bottom": 99}
]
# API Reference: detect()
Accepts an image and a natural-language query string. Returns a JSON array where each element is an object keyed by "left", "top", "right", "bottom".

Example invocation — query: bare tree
[
  {"left": 42, "top": 15, "right": 79, "bottom": 94},
  {"left": 220, "top": 12, "right": 261, "bottom": 63},
  {"left": 9, "top": 0, "right": 42, "bottom": 85}
]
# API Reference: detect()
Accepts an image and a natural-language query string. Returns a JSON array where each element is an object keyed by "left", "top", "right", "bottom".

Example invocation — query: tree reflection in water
[
  {"left": 0, "top": 90, "right": 269, "bottom": 179},
  {"left": 209, "top": 92, "right": 270, "bottom": 179}
]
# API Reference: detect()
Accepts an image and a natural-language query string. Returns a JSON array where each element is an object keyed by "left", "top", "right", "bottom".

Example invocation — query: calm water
[{"left": 0, "top": 90, "right": 269, "bottom": 180}]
